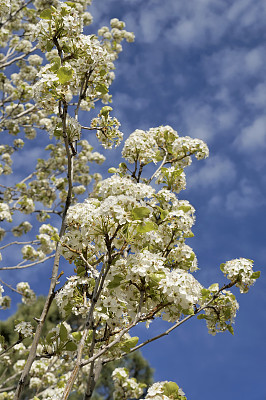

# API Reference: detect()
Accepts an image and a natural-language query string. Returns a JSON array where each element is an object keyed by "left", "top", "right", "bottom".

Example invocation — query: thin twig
[
  {"left": 0, "top": 46, "right": 37, "bottom": 69},
  {"left": 0, "top": 278, "right": 23, "bottom": 295},
  {"left": 0, "top": 254, "right": 55, "bottom": 270}
]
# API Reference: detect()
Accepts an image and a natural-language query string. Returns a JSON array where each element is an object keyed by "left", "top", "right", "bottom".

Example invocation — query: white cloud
[
  {"left": 225, "top": 178, "right": 265, "bottom": 217},
  {"left": 203, "top": 46, "right": 266, "bottom": 87},
  {"left": 187, "top": 155, "right": 237, "bottom": 189},
  {"left": 245, "top": 83, "right": 266, "bottom": 110},
  {"left": 173, "top": 98, "right": 238, "bottom": 143},
  {"left": 234, "top": 116, "right": 266, "bottom": 152}
]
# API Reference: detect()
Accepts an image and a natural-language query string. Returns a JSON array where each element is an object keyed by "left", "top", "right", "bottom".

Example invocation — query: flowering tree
[{"left": 0, "top": 1, "right": 260, "bottom": 399}]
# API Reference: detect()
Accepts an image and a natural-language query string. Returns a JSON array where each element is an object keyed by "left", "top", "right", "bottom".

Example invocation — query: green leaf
[
  {"left": 120, "top": 337, "right": 139, "bottom": 353},
  {"left": 163, "top": 382, "right": 180, "bottom": 398},
  {"left": 149, "top": 271, "right": 166, "bottom": 286},
  {"left": 65, "top": 341, "right": 77, "bottom": 351},
  {"left": 137, "top": 221, "right": 158, "bottom": 233},
  {"left": 59, "top": 324, "right": 68, "bottom": 342},
  {"left": 72, "top": 331, "right": 82, "bottom": 341},
  {"left": 183, "top": 231, "right": 194, "bottom": 238},
  {"left": 197, "top": 314, "right": 207, "bottom": 320},
  {"left": 156, "top": 206, "right": 169, "bottom": 220},
  {"left": 76, "top": 266, "right": 86, "bottom": 276},
  {"left": 132, "top": 207, "right": 151, "bottom": 220},
  {"left": 57, "top": 66, "right": 73, "bottom": 84},
  {"left": 154, "top": 150, "right": 163, "bottom": 162},
  {"left": 46, "top": 331, "right": 56, "bottom": 344},
  {"left": 251, "top": 271, "right": 260, "bottom": 279},
  {"left": 95, "top": 83, "right": 108, "bottom": 95},
  {"left": 183, "top": 308, "right": 194, "bottom": 315},
  {"left": 65, "top": 1, "right": 76, "bottom": 7},
  {"left": 51, "top": 233, "right": 60, "bottom": 242},
  {"left": 50, "top": 56, "right": 61, "bottom": 72},
  {"left": 178, "top": 205, "right": 191, "bottom": 213},
  {"left": 46, "top": 41, "right": 54, "bottom": 52},
  {"left": 107, "top": 274, "right": 124, "bottom": 289},
  {"left": 40, "top": 9, "right": 52, "bottom": 20},
  {"left": 220, "top": 263, "right": 225, "bottom": 272},
  {"left": 108, "top": 167, "right": 117, "bottom": 173},
  {"left": 100, "top": 106, "right": 113, "bottom": 117},
  {"left": 99, "top": 69, "right": 107, "bottom": 77},
  {"left": 201, "top": 288, "right": 210, "bottom": 297},
  {"left": 60, "top": 6, "right": 69, "bottom": 17},
  {"left": 208, "top": 283, "right": 219, "bottom": 292},
  {"left": 227, "top": 325, "right": 234, "bottom": 335}
]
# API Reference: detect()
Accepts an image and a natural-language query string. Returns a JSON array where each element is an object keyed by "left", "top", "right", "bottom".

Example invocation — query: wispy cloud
[
  {"left": 187, "top": 154, "right": 237, "bottom": 189},
  {"left": 234, "top": 116, "right": 266, "bottom": 153},
  {"left": 225, "top": 178, "right": 266, "bottom": 217}
]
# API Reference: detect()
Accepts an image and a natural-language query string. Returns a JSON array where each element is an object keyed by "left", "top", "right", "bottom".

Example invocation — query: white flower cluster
[
  {"left": 16, "top": 282, "right": 36, "bottom": 305},
  {"left": 98, "top": 17, "right": 135, "bottom": 60},
  {"left": 55, "top": 276, "right": 92, "bottom": 318},
  {"left": 21, "top": 244, "right": 39, "bottom": 260},
  {"left": 199, "top": 288, "right": 239, "bottom": 336},
  {"left": 122, "top": 126, "right": 209, "bottom": 193},
  {"left": 0, "top": 203, "right": 12, "bottom": 222},
  {"left": 98, "top": 175, "right": 154, "bottom": 200},
  {"left": 18, "top": 196, "right": 35, "bottom": 214},
  {"left": 122, "top": 128, "right": 157, "bottom": 164},
  {"left": 33, "top": 3, "right": 83, "bottom": 51},
  {"left": 143, "top": 381, "right": 186, "bottom": 400},
  {"left": 91, "top": 107, "right": 123, "bottom": 149},
  {"left": 159, "top": 269, "right": 202, "bottom": 319},
  {"left": 15, "top": 321, "right": 34, "bottom": 338},
  {"left": 172, "top": 136, "right": 209, "bottom": 160},
  {"left": 122, "top": 126, "right": 209, "bottom": 166},
  {"left": 33, "top": 4, "right": 116, "bottom": 114},
  {"left": 12, "top": 221, "right": 32, "bottom": 237},
  {"left": 14, "top": 359, "right": 26, "bottom": 373},
  {"left": 36, "top": 224, "right": 58, "bottom": 255},
  {"left": 0, "top": 0, "right": 10, "bottom": 18},
  {"left": 221, "top": 258, "right": 259, "bottom": 293},
  {"left": 112, "top": 368, "right": 145, "bottom": 400}
]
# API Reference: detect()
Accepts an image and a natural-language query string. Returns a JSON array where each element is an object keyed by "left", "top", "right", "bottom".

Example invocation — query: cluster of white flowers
[
  {"left": 221, "top": 258, "right": 259, "bottom": 293},
  {"left": 16, "top": 282, "right": 36, "bottom": 305},
  {"left": 13, "top": 359, "right": 27, "bottom": 373},
  {"left": 98, "top": 175, "right": 154, "bottom": 200},
  {"left": 122, "top": 128, "right": 158, "bottom": 164},
  {"left": 98, "top": 18, "right": 135, "bottom": 60},
  {"left": 143, "top": 381, "right": 186, "bottom": 400},
  {"left": 0, "top": 203, "right": 12, "bottom": 222},
  {"left": 159, "top": 269, "right": 202, "bottom": 317},
  {"left": 112, "top": 368, "right": 146, "bottom": 400},
  {"left": 55, "top": 276, "right": 92, "bottom": 318},
  {"left": 21, "top": 244, "right": 39, "bottom": 260},
  {"left": 172, "top": 136, "right": 209, "bottom": 160},
  {"left": 14, "top": 321, "right": 34, "bottom": 338},
  {"left": 18, "top": 196, "right": 35, "bottom": 214},
  {"left": 12, "top": 221, "right": 32, "bottom": 237},
  {"left": 199, "top": 289, "right": 239, "bottom": 336},
  {"left": 0, "top": 0, "right": 10, "bottom": 18},
  {"left": 36, "top": 224, "right": 58, "bottom": 255},
  {"left": 91, "top": 107, "right": 123, "bottom": 149},
  {"left": 32, "top": 3, "right": 83, "bottom": 51}
]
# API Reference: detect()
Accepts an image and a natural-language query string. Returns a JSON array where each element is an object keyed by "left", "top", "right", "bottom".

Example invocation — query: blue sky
[{"left": 1, "top": 0, "right": 266, "bottom": 399}]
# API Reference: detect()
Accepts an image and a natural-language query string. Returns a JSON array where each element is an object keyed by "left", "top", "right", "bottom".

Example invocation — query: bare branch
[
  {"left": 0, "top": 46, "right": 38, "bottom": 69},
  {"left": 0, "top": 254, "right": 55, "bottom": 270}
]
